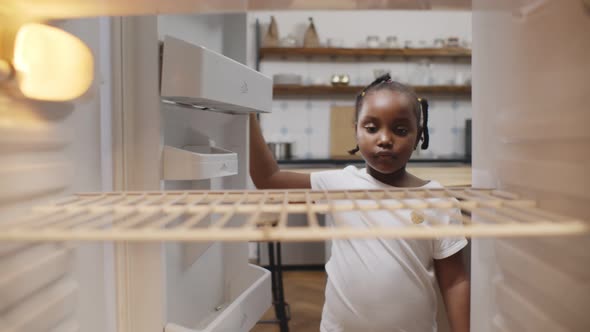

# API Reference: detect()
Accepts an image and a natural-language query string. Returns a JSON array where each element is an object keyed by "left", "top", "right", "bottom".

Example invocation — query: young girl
[{"left": 250, "top": 74, "right": 470, "bottom": 332}]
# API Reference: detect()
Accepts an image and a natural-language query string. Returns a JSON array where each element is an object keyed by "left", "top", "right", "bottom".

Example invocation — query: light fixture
[{"left": 0, "top": 23, "right": 94, "bottom": 101}]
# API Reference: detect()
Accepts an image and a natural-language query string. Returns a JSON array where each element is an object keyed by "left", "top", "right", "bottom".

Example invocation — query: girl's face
[{"left": 355, "top": 90, "right": 420, "bottom": 175}]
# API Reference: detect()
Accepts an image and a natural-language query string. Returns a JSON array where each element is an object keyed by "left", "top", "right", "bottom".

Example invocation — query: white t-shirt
[{"left": 311, "top": 166, "right": 467, "bottom": 332}]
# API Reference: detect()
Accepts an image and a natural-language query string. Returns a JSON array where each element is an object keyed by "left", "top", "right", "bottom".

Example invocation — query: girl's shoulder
[
  {"left": 312, "top": 166, "right": 444, "bottom": 190},
  {"left": 405, "top": 172, "right": 442, "bottom": 188},
  {"left": 423, "top": 180, "right": 443, "bottom": 188},
  {"left": 310, "top": 165, "right": 364, "bottom": 190}
]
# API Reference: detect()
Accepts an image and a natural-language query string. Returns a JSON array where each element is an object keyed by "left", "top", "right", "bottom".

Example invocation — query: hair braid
[{"left": 419, "top": 98, "right": 429, "bottom": 150}]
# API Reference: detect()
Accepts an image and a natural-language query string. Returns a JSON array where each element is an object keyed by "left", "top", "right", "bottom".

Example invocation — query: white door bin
[
  {"left": 165, "top": 264, "right": 271, "bottom": 332},
  {"left": 163, "top": 145, "right": 238, "bottom": 181}
]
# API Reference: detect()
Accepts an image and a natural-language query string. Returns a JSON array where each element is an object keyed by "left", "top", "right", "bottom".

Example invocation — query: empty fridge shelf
[
  {"left": 162, "top": 145, "right": 237, "bottom": 180},
  {"left": 0, "top": 188, "right": 587, "bottom": 242}
]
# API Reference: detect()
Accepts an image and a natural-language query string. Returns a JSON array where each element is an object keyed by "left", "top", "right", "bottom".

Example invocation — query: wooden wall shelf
[
  {"left": 273, "top": 84, "right": 471, "bottom": 96},
  {"left": 260, "top": 47, "right": 471, "bottom": 59}
]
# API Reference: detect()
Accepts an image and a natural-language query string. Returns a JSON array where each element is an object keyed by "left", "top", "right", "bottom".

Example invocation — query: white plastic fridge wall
[
  {"left": 0, "top": 18, "right": 117, "bottom": 332},
  {"left": 471, "top": 1, "right": 590, "bottom": 331}
]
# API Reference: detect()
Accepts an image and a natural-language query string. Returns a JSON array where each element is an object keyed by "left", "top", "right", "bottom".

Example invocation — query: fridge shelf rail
[{"left": 0, "top": 188, "right": 587, "bottom": 242}]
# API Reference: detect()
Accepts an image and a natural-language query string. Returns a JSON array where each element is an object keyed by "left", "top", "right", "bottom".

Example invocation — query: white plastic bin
[
  {"left": 165, "top": 264, "right": 271, "bottom": 332},
  {"left": 163, "top": 145, "right": 237, "bottom": 180}
]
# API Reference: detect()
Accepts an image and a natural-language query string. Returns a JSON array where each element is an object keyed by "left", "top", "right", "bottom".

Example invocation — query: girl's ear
[{"left": 348, "top": 122, "right": 361, "bottom": 155}]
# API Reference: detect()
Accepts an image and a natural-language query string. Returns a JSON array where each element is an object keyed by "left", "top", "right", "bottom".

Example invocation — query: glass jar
[
  {"left": 366, "top": 35, "right": 380, "bottom": 48},
  {"left": 385, "top": 36, "right": 399, "bottom": 48}
]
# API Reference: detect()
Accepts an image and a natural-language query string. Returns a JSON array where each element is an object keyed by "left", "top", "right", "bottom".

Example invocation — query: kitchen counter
[{"left": 284, "top": 165, "right": 472, "bottom": 187}]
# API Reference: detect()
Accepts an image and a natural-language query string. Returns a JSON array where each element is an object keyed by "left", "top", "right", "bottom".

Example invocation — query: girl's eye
[
  {"left": 364, "top": 125, "right": 377, "bottom": 133},
  {"left": 394, "top": 127, "right": 409, "bottom": 136}
]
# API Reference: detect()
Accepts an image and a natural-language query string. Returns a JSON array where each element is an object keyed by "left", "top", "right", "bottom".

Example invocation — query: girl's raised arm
[{"left": 249, "top": 114, "right": 311, "bottom": 189}]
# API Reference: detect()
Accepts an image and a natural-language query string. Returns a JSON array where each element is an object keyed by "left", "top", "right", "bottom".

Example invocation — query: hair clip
[{"left": 361, "top": 91, "right": 366, "bottom": 97}]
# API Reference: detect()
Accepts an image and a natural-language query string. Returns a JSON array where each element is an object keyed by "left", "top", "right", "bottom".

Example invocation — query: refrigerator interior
[{"left": 0, "top": 3, "right": 589, "bottom": 332}]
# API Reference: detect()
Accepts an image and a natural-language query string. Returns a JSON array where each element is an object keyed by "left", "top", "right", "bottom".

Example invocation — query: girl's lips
[{"left": 374, "top": 151, "right": 395, "bottom": 158}]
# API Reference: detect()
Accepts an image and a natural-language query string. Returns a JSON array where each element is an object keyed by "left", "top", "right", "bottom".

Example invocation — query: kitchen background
[
  {"left": 159, "top": 9, "right": 472, "bottom": 162},
  {"left": 250, "top": 11, "right": 472, "bottom": 161},
  {"left": 156, "top": 7, "right": 472, "bottom": 278},
  {"left": 144, "top": 11, "right": 472, "bottom": 331}
]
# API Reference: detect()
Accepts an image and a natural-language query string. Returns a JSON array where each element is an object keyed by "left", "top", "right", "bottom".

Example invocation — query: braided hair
[{"left": 348, "top": 73, "right": 429, "bottom": 154}]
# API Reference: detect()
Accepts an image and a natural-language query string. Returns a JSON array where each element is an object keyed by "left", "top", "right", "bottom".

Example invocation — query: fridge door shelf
[
  {"left": 160, "top": 36, "right": 272, "bottom": 114},
  {"left": 165, "top": 264, "right": 271, "bottom": 332},
  {"left": 0, "top": 188, "right": 587, "bottom": 242},
  {"left": 163, "top": 145, "right": 238, "bottom": 181}
]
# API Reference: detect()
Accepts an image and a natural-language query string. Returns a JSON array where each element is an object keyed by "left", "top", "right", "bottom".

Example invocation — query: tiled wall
[{"left": 247, "top": 10, "right": 472, "bottom": 160}]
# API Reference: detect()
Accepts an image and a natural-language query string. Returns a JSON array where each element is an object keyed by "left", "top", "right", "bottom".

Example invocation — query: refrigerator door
[{"left": 113, "top": 15, "right": 272, "bottom": 332}]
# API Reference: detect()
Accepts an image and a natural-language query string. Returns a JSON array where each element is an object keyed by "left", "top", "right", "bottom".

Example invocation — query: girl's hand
[{"left": 249, "top": 114, "right": 311, "bottom": 189}]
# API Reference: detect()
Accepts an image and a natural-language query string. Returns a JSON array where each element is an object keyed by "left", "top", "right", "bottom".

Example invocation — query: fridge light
[{"left": 10, "top": 23, "right": 94, "bottom": 101}]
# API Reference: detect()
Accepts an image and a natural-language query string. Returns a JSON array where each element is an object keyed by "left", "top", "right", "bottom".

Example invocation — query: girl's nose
[{"left": 377, "top": 131, "right": 393, "bottom": 148}]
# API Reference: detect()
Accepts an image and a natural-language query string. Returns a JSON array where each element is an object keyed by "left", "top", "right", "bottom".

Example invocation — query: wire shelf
[{"left": 0, "top": 189, "right": 587, "bottom": 242}]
